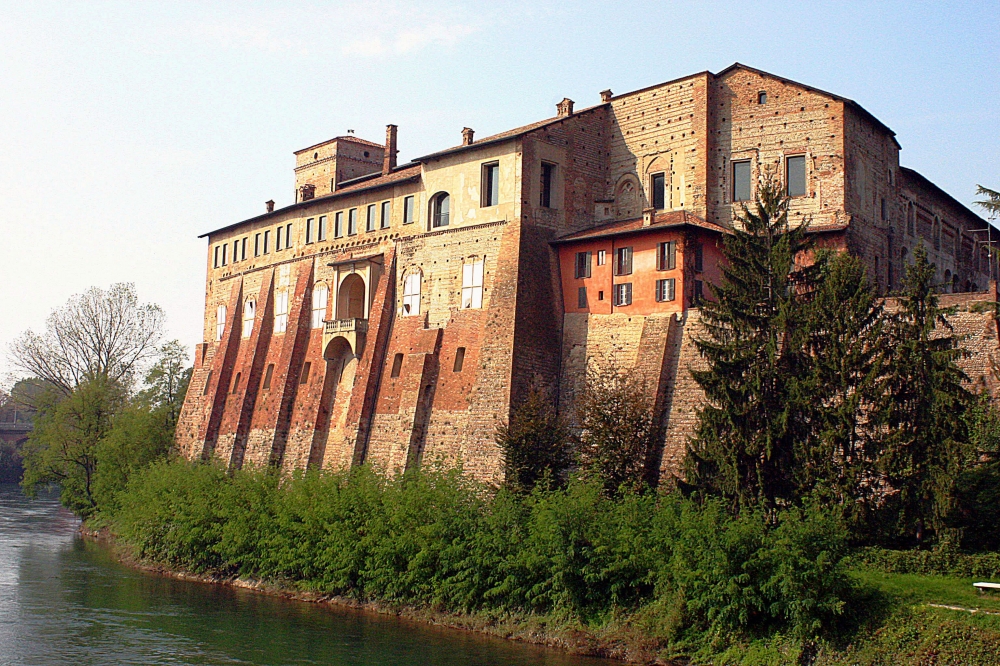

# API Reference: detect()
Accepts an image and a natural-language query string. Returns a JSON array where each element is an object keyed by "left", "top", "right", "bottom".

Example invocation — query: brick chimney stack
[
  {"left": 383, "top": 124, "right": 398, "bottom": 175},
  {"left": 557, "top": 98, "right": 575, "bottom": 117},
  {"left": 642, "top": 207, "right": 655, "bottom": 227},
  {"left": 600, "top": 89, "right": 613, "bottom": 103},
  {"left": 462, "top": 127, "right": 475, "bottom": 146},
  {"left": 266, "top": 200, "right": 275, "bottom": 213}
]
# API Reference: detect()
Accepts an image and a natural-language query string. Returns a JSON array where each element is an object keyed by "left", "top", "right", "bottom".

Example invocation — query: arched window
[
  {"left": 216, "top": 305, "right": 227, "bottom": 341},
  {"left": 274, "top": 291, "right": 289, "bottom": 333},
  {"left": 402, "top": 272, "right": 421, "bottom": 316},
  {"left": 242, "top": 298, "right": 256, "bottom": 338},
  {"left": 312, "top": 283, "right": 328, "bottom": 329},
  {"left": 431, "top": 192, "right": 450, "bottom": 228}
]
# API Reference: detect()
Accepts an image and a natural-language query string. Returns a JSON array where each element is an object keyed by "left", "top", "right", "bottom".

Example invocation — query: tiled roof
[{"left": 553, "top": 211, "right": 730, "bottom": 244}]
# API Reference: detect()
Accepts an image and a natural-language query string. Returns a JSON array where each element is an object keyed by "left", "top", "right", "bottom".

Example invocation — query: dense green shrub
[
  {"left": 855, "top": 546, "right": 1000, "bottom": 580},
  {"left": 110, "top": 460, "right": 857, "bottom": 646}
]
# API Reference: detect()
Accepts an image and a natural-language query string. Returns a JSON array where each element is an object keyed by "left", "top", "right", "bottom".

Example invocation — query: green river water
[{"left": 0, "top": 483, "right": 612, "bottom": 665}]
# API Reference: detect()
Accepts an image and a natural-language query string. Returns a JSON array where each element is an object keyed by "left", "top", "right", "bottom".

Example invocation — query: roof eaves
[
  {"left": 198, "top": 168, "right": 421, "bottom": 239},
  {"left": 900, "top": 166, "right": 992, "bottom": 228}
]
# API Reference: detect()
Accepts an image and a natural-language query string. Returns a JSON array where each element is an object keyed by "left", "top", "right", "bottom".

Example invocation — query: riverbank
[
  {"left": 81, "top": 524, "right": 650, "bottom": 663},
  {"left": 84, "top": 524, "right": 1000, "bottom": 666}
]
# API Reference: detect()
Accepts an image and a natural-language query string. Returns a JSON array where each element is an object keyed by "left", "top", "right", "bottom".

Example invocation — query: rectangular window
[
  {"left": 306, "top": 218, "right": 314, "bottom": 244},
  {"left": 403, "top": 196, "right": 415, "bottom": 224},
  {"left": 214, "top": 245, "right": 220, "bottom": 268},
  {"left": 733, "top": 159, "right": 751, "bottom": 202},
  {"left": 657, "top": 241, "right": 676, "bottom": 271},
  {"left": 335, "top": 212, "right": 344, "bottom": 238},
  {"left": 614, "top": 283, "right": 632, "bottom": 306},
  {"left": 881, "top": 198, "right": 887, "bottom": 222},
  {"left": 254, "top": 234, "right": 261, "bottom": 257},
  {"left": 540, "top": 162, "right": 555, "bottom": 208},
  {"left": 274, "top": 291, "right": 289, "bottom": 333},
  {"left": 286, "top": 223, "right": 293, "bottom": 247},
  {"left": 380, "top": 201, "right": 391, "bottom": 229},
  {"left": 574, "top": 251, "right": 592, "bottom": 279},
  {"left": 482, "top": 162, "right": 499, "bottom": 207},
  {"left": 221, "top": 243, "right": 227, "bottom": 266},
  {"left": 299, "top": 362, "right": 311, "bottom": 385},
  {"left": 577, "top": 286, "right": 588, "bottom": 309},
  {"left": 693, "top": 244, "right": 704, "bottom": 272},
  {"left": 656, "top": 278, "right": 676, "bottom": 302},
  {"left": 598, "top": 290, "right": 604, "bottom": 301},
  {"left": 461, "top": 258, "right": 485, "bottom": 309},
  {"left": 318, "top": 215, "right": 327, "bottom": 242},
  {"left": 233, "top": 240, "right": 239, "bottom": 262},
  {"left": 786, "top": 155, "right": 806, "bottom": 197},
  {"left": 262, "top": 364, "right": 274, "bottom": 390},
  {"left": 240, "top": 238, "right": 247, "bottom": 261},
  {"left": 366, "top": 204, "right": 376, "bottom": 232},
  {"left": 402, "top": 273, "right": 421, "bottom": 316},
  {"left": 453, "top": 347, "right": 466, "bottom": 372},
  {"left": 693, "top": 279, "right": 704, "bottom": 304},
  {"left": 276, "top": 225, "right": 283, "bottom": 251},
  {"left": 263, "top": 230, "right": 270, "bottom": 254},
  {"left": 348, "top": 208, "right": 358, "bottom": 235},
  {"left": 615, "top": 246, "right": 633, "bottom": 276},
  {"left": 597, "top": 249, "right": 606, "bottom": 266},
  {"left": 651, "top": 172, "right": 666, "bottom": 210},
  {"left": 390, "top": 353, "right": 403, "bottom": 378}
]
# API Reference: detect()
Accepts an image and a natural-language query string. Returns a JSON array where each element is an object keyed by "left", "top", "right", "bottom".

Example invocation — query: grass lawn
[{"left": 851, "top": 567, "right": 1000, "bottom": 615}]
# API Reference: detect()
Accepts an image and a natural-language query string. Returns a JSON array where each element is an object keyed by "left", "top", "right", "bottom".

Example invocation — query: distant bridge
[{"left": 0, "top": 422, "right": 32, "bottom": 446}]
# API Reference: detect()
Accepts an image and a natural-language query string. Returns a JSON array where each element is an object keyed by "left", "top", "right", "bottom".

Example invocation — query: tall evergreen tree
[
  {"left": 880, "top": 245, "right": 971, "bottom": 544},
  {"left": 686, "top": 178, "right": 820, "bottom": 510},
  {"left": 794, "top": 252, "right": 889, "bottom": 531}
]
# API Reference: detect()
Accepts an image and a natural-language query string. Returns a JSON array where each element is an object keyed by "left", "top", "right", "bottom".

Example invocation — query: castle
[{"left": 175, "top": 64, "right": 999, "bottom": 484}]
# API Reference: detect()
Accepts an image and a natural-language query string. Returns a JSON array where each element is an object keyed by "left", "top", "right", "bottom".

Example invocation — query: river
[{"left": 0, "top": 484, "right": 612, "bottom": 665}]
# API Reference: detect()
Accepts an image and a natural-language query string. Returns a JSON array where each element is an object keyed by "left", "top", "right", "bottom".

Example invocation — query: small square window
[
  {"left": 786, "top": 155, "right": 806, "bottom": 197},
  {"left": 758, "top": 91, "right": 767, "bottom": 105},
  {"left": 598, "top": 290, "right": 604, "bottom": 301}
]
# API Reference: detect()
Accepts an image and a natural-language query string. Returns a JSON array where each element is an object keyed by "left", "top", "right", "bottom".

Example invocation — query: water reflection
[{"left": 0, "top": 484, "right": 610, "bottom": 665}]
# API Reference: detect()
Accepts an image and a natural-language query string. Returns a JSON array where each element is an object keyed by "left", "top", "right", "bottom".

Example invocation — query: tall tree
[
  {"left": 136, "top": 340, "right": 192, "bottom": 427},
  {"left": 9, "top": 283, "right": 164, "bottom": 396},
  {"left": 880, "top": 245, "right": 971, "bottom": 544},
  {"left": 686, "top": 178, "right": 821, "bottom": 509},
  {"left": 794, "top": 252, "right": 889, "bottom": 531},
  {"left": 496, "top": 388, "right": 571, "bottom": 492},
  {"left": 974, "top": 185, "right": 1000, "bottom": 217}
]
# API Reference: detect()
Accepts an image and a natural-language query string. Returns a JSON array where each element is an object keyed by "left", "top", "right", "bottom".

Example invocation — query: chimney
[
  {"left": 300, "top": 184, "right": 315, "bottom": 202},
  {"left": 383, "top": 124, "right": 398, "bottom": 175},
  {"left": 600, "top": 89, "right": 613, "bottom": 103},
  {"left": 642, "top": 207, "right": 655, "bottom": 227},
  {"left": 461, "top": 127, "right": 475, "bottom": 146},
  {"left": 265, "top": 200, "right": 275, "bottom": 213},
  {"left": 557, "top": 98, "right": 575, "bottom": 117}
]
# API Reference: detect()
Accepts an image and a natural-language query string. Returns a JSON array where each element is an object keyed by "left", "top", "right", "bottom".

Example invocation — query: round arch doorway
[{"left": 338, "top": 274, "right": 366, "bottom": 320}]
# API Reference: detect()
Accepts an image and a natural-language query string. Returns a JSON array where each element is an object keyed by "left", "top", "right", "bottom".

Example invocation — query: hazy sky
[{"left": 1, "top": 0, "right": 997, "bottom": 381}]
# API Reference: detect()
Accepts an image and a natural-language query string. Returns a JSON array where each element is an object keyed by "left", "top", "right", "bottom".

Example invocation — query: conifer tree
[
  {"left": 686, "top": 178, "right": 820, "bottom": 510},
  {"left": 794, "top": 251, "right": 889, "bottom": 530},
  {"left": 496, "top": 388, "right": 571, "bottom": 492},
  {"left": 880, "top": 245, "right": 971, "bottom": 544}
]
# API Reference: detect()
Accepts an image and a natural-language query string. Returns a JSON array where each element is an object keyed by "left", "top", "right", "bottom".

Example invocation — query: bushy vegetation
[{"left": 111, "top": 459, "right": 856, "bottom": 655}]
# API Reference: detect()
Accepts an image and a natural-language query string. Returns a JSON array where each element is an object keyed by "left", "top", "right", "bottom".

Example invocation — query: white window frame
[
  {"left": 461, "top": 258, "right": 485, "bottom": 309},
  {"left": 242, "top": 299, "right": 256, "bottom": 338},
  {"left": 402, "top": 272, "right": 421, "bottom": 316},
  {"left": 274, "top": 291, "right": 289, "bottom": 333},
  {"left": 216, "top": 305, "right": 227, "bottom": 341},
  {"left": 311, "top": 284, "right": 328, "bottom": 329},
  {"left": 614, "top": 283, "right": 632, "bottom": 307}
]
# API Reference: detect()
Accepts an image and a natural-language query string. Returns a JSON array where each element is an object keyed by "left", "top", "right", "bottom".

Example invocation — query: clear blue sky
[{"left": 1, "top": 0, "right": 997, "bottom": 380}]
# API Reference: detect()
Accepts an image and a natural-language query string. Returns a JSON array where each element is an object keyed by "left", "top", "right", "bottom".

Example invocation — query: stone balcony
[{"left": 323, "top": 318, "right": 368, "bottom": 356}]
